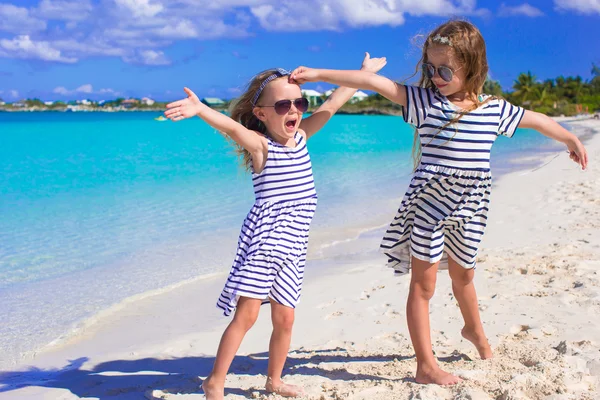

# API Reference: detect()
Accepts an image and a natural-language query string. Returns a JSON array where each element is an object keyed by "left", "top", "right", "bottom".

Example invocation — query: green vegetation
[
  {"left": 500, "top": 64, "right": 600, "bottom": 116},
  {"left": 2, "top": 65, "right": 598, "bottom": 117},
  {"left": 329, "top": 64, "right": 600, "bottom": 117},
  {"left": 336, "top": 93, "right": 402, "bottom": 115}
]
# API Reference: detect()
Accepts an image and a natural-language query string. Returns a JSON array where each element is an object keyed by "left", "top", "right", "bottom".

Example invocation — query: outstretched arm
[
  {"left": 291, "top": 66, "right": 406, "bottom": 108},
  {"left": 299, "top": 52, "right": 387, "bottom": 138},
  {"left": 164, "top": 88, "right": 266, "bottom": 156},
  {"left": 520, "top": 110, "right": 588, "bottom": 170}
]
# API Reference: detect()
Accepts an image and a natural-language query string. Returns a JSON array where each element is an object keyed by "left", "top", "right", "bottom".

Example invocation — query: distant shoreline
[
  {"left": 0, "top": 107, "right": 403, "bottom": 116},
  {"left": 0, "top": 108, "right": 172, "bottom": 113},
  {"left": 336, "top": 107, "right": 402, "bottom": 116},
  {"left": 2, "top": 107, "right": 595, "bottom": 119}
]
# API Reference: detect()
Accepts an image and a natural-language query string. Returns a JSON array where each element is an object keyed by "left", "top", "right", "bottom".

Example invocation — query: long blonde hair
[
  {"left": 228, "top": 69, "right": 284, "bottom": 171},
  {"left": 411, "top": 20, "right": 492, "bottom": 168}
]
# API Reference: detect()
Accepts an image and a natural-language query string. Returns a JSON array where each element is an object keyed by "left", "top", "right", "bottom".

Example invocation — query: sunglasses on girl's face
[
  {"left": 258, "top": 97, "right": 309, "bottom": 115},
  {"left": 422, "top": 62, "right": 456, "bottom": 82}
]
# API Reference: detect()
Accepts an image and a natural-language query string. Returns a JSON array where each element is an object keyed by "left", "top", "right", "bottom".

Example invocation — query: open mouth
[{"left": 285, "top": 119, "right": 297, "bottom": 130}]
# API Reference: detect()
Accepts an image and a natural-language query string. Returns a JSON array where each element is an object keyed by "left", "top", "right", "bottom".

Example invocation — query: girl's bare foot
[
  {"left": 201, "top": 375, "right": 225, "bottom": 400},
  {"left": 461, "top": 326, "right": 493, "bottom": 359},
  {"left": 415, "top": 364, "right": 462, "bottom": 385},
  {"left": 265, "top": 377, "right": 305, "bottom": 397}
]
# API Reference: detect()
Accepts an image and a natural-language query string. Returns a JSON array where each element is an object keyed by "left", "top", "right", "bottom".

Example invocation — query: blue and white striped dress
[
  {"left": 381, "top": 86, "right": 524, "bottom": 274},
  {"left": 217, "top": 132, "right": 318, "bottom": 316}
]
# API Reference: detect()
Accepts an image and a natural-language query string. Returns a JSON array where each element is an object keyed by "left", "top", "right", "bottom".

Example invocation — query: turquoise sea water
[{"left": 0, "top": 111, "right": 558, "bottom": 368}]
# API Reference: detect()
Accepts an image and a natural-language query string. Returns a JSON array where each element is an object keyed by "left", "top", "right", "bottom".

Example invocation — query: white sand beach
[{"left": 1, "top": 119, "right": 599, "bottom": 400}]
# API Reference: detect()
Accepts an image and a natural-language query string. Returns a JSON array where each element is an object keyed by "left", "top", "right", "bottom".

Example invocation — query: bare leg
[
  {"left": 202, "top": 297, "right": 262, "bottom": 400},
  {"left": 448, "top": 257, "right": 492, "bottom": 359},
  {"left": 408, "top": 256, "right": 461, "bottom": 385},
  {"left": 265, "top": 299, "right": 304, "bottom": 397}
]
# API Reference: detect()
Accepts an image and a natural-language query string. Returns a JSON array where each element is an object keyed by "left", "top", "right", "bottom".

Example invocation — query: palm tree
[
  {"left": 483, "top": 78, "right": 503, "bottom": 96},
  {"left": 513, "top": 72, "right": 538, "bottom": 107},
  {"left": 532, "top": 86, "right": 549, "bottom": 108},
  {"left": 564, "top": 76, "right": 584, "bottom": 103},
  {"left": 592, "top": 63, "right": 600, "bottom": 80},
  {"left": 543, "top": 79, "right": 555, "bottom": 90}
]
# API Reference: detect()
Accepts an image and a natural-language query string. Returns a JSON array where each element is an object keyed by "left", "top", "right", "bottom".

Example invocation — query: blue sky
[{"left": 0, "top": 0, "right": 598, "bottom": 102}]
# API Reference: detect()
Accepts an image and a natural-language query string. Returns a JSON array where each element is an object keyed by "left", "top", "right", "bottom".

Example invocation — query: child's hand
[
  {"left": 567, "top": 138, "right": 588, "bottom": 170},
  {"left": 360, "top": 52, "right": 386, "bottom": 73},
  {"left": 164, "top": 87, "right": 201, "bottom": 122},
  {"left": 289, "top": 67, "right": 319, "bottom": 85}
]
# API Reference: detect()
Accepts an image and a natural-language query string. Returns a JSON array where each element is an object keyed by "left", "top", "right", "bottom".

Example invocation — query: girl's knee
[
  {"left": 449, "top": 266, "right": 475, "bottom": 286},
  {"left": 410, "top": 279, "right": 437, "bottom": 300},
  {"left": 232, "top": 300, "right": 260, "bottom": 331},
  {"left": 233, "top": 311, "right": 259, "bottom": 331},
  {"left": 272, "top": 307, "right": 295, "bottom": 332},
  {"left": 410, "top": 257, "right": 439, "bottom": 299}
]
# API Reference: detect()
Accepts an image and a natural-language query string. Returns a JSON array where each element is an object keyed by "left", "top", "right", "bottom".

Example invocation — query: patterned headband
[
  {"left": 432, "top": 34, "right": 453, "bottom": 46},
  {"left": 251, "top": 68, "right": 291, "bottom": 107}
]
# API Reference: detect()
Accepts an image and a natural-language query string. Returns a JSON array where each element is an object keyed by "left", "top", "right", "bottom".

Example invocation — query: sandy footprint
[
  {"left": 359, "top": 284, "right": 387, "bottom": 301},
  {"left": 325, "top": 310, "right": 344, "bottom": 320},
  {"left": 317, "top": 298, "right": 337, "bottom": 309}
]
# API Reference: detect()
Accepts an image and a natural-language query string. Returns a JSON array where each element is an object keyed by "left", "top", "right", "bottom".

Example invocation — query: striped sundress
[
  {"left": 217, "top": 132, "right": 318, "bottom": 316},
  {"left": 381, "top": 86, "right": 524, "bottom": 274}
]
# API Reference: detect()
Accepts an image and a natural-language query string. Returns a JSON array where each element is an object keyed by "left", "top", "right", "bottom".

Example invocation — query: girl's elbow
[{"left": 523, "top": 110, "right": 550, "bottom": 131}]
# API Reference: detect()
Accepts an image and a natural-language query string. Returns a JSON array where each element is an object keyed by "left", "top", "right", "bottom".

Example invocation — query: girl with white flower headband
[
  {"left": 164, "top": 53, "right": 386, "bottom": 399},
  {"left": 290, "top": 19, "right": 588, "bottom": 385}
]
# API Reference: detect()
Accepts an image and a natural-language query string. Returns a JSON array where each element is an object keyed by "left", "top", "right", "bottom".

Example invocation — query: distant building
[
  {"left": 301, "top": 89, "right": 323, "bottom": 107},
  {"left": 0, "top": 101, "right": 5, "bottom": 106},
  {"left": 77, "top": 99, "right": 92, "bottom": 105},
  {"left": 350, "top": 90, "right": 369, "bottom": 103},
  {"left": 141, "top": 97, "right": 155, "bottom": 106},
  {"left": 12, "top": 100, "right": 26, "bottom": 108},
  {"left": 325, "top": 88, "right": 369, "bottom": 103},
  {"left": 122, "top": 99, "right": 139, "bottom": 109},
  {"left": 201, "top": 98, "right": 226, "bottom": 108},
  {"left": 44, "top": 101, "right": 54, "bottom": 106}
]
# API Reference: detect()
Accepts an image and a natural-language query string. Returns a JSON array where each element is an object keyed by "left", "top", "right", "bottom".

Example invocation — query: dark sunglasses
[
  {"left": 258, "top": 97, "right": 309, "bottom": 115},
  {"left": 422, "top": 62, "right": 456, "bottom": 83}
]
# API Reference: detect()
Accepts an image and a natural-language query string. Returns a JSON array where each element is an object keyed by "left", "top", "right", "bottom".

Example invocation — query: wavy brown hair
[
  {"left": 227, "top": 69, "right": 284, "bottom": 171},
  {"left": 411, "top": 20, "right": 493, "bottom": 168}
]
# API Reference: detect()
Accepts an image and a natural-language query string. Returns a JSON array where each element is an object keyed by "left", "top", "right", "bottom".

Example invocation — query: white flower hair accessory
[{"left": 432, "top": 34, "right": 453, "bottom": 46}]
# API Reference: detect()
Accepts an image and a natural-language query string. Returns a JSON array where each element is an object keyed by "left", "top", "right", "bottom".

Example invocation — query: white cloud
[
  {"left": 250, "top": 0, "right": 486, "bottom": 31},
  {"left": 498, "top": 3, "right": 544, "bottom": 17},
  {"left": 10, "top": 90, "right": 19, "bottom": 98},
  {"left": 554, "top": 0, "right": 600, "bottom": 14},
  {"left": 114, "top": 0, "right": 164, "bottom": 18},
  {"left": 139, "top": 49, "right": 170, "bottom": 65},
  {"left": 156, "top": 20, "right": 198, "bottom": 38},
  {"left": 53, "top": 84, "right": 118, "bottom": 96},
  {"left": 124, "top": 49, "right": 171, "bottom": 65},
  {"left": 0, "top": 0, "right": 492, "bottom": 66},
  {"left": 52, "top": 39, "right": 126, "bottom": 57},
  {"left": 0, "top": 4, "right": 46, "bottom": 34},
  {"left": 53, "top": 86, "right": 70, "bottom": 94},
  {"left": 76, "top": 84, "right": 93, "bottom": 93},
  {"left": 34, "top": 0, "right": 93, "bottom": 21},
  {"left": 0, "top": 35, "right": 77, "bottom": 63},
  {"left": 251, "top": 4, "right": 338, "bottom": 31}
]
